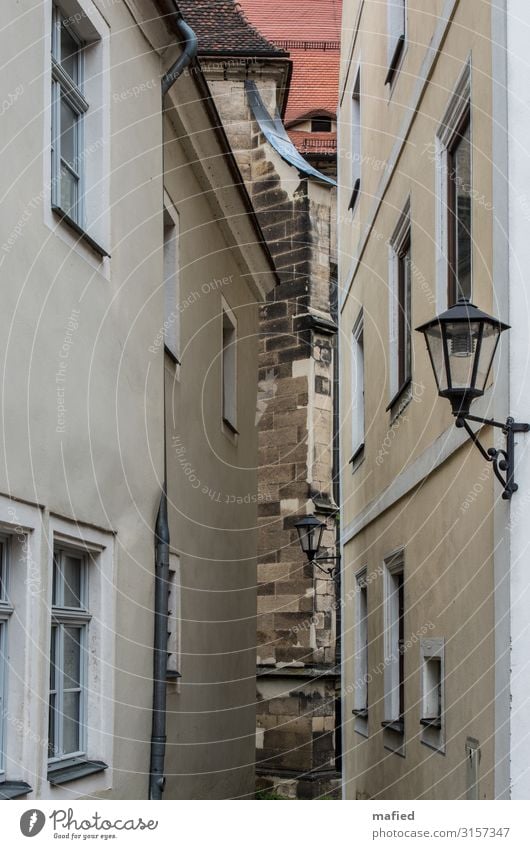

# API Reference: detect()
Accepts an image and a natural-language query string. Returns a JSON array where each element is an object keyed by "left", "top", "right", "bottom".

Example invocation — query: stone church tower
[{"left": 178, "top": 0, "right": 341, "bottom": 798}]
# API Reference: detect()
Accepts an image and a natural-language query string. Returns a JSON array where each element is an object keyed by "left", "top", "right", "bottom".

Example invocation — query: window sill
[
  {"left": 420, "top": 717, "right": 442, "bottom": 729},
  {"left": 386, "top": 378, "right": 412, "bottom": 414},
  {"left": 349, "top": 443, "right": 365, "bottom": 472},
  {"left": 164, "top": 345, "right": 181, "bottom": 367},
  {"left": 166, "top": 670, "right": 182, "bottom": 681},
  {"left": 222, "top": 417, "right": 239, "bottom": 436},
  {"left": 348, "top": 179, "right": 360, "bottom": 213},
  {"left": 48, "top": 758, "right": 108, "bottom": 786},
  {"left": 52, "top": 206, "right": 110, "bottom": 259},
  {"left": 0, "top": 781, "right": 32, "bottom": 799},
  {"left": 381, "top": 719, "right": 404, "bottom": 734},
  {"left": 385, "top": 36, "right": 405, "bottom": 86},
  {"left": 352, "top": 708, "right": 368, "bottom": 718}
]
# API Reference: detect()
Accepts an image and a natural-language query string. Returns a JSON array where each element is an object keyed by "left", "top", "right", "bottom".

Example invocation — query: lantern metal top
[{"left": 416, "top": 298, "right": 510, "bottom": 334}]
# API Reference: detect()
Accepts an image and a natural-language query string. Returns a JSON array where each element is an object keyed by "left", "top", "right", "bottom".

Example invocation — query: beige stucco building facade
[
  {"left": 0, "top": 0, "right": 275, "bottom": 800},
  {"left": 338, "top": 0, "right": 502, "bottom": 799}
]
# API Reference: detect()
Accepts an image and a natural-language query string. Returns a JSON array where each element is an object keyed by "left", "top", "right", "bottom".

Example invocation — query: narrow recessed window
[
  {"left": 163, "top": 205, "right": 180, "bottom": 363},
  {"left": 447, "top": 108, "right": 472, "bottom": 305},
  {"left": 0, "top": 538, "right": 12, "bottom": 777},
  {"left": 311, "top": 116, "right": 332, "bottom": 132},
  {"left": 397, "top": 233, "right": 412, "bottom": 391},
  {"left": 351, "top": 312, "right": 364, "bottom": 462},
  {"left": 420, "top": 638, "right": 444, "bottom": 750},
  {"left": 383, "top": 556, "right": 405, "bottom": 737},
  {"left": 49, "top": 549, "right": 90, "bottom": 762},
  {"left": 166, "top": 554, "right": 181, "bottom": 681},
  {"left": 353, "top": 570, "right": 369, "bottom": 728},
  {"left": 51, "top": 5, "right": 88, "bottom": 226},
  {"left": 385, "top": 0, "right": 406, "bottom": 85},
  {"left": 222, "top": 301, "right": 237, "bottom": 432},
  {"left": 388, "top": 204, "right": 412, "bottom": 409},
  {"left": 349, "top": 70, "right": 361, "bottom": 211}
]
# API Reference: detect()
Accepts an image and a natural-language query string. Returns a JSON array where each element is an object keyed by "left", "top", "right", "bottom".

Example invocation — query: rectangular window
[
  {"left": 222, "top": 300, "right": 237, "bottom": 432},
  {"left": 397, "top": 234, "right": 411, "bottom": 391},
  {"left": 385, "top": 0, "right": 406, "bottom": 85},
  {"left": 166, "top": 554, "right": 181, "bottom": 681},
  {"left": 163, "top": 204, "right": 180, "bottom": 363},
  {"left": 447, "top": 108, "right": 472, "bottom": 305},
  {"left": 0, "top": 538, "right": 12, "bottom": 777},
  {"left": 435, "top": 62, "right": 471, "bottom": 311},
  {"left": 353, "top": 570, "right": 368, "bottom": 727},
  {"left": 383, "top": 555, "right": 405, "bottom": 736},
  {"left": 420, "top": 637, "right": 444, "bottom": 750},
  {"left": 351, "top": 311, "right": 364, "bottom": 463},
  {"left": 51, "top": 5, "right": 89, "bottom": 226},
  {"left": 49, "top": 548, "right": 90, "bottom": 763},
  {"left": 349, "top": 70, "right": 361, "bottom": 211},
  {"left": 388, "top": 204, "right": 411, "bottom": 408},
  {"left": 312, "top": 116, "right": 332, "bottom": 133}
]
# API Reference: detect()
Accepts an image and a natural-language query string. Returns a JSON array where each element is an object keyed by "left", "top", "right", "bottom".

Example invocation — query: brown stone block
[
  {"left": 258, "top": 563, "right": 290, "bottom": 583},
  {"left": 267, "top": 697, "right": 301, "bottom": 716},
  {"left": 266, "top": 335, "right": 298, "bottom": 352},
  {"left": 259, "top": 463, "right": 296, "bottom": 484}
]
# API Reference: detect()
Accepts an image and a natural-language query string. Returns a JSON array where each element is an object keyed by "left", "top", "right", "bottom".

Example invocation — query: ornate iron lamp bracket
[
  {"left": 311, "top": 555, "right": 340, "bottom": 578},
  {"left": 455, "top": 413, "right": 530, "bottom": 500}
]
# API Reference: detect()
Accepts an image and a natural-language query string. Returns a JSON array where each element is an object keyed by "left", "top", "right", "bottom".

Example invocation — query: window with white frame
[
  {"left": 435, "top": 62, "right": 472, "bottom": 310},
  {"left": 349, "top": 69, "right": 361, "bottom": 212},
  {"left": 0, "top": 537, "right": 13, "bottom": 778},
  {"left": 221, "top": 299, "right": 237, "bottom": 432},
  {"left": 383, "top": 553, "right": 405, "bottom": 735},
  {"left": 163, "top": 203, "right": 180, "bottom": 363},
  {"left": 351, "top": 311, "right": 365, "bottom": 462},
  {"left": 388, "top": 203, "right": 412, "bottom": 407},
  {"left": 51, "top": 6, "right": 89, "bottom": 225},
  {"left": 420, "top": 637, "right": 444, "bottom": 751},
  {"left": 166, "top": 554, "right": 181, "bottom": 681},
  {"left": 385, "top": 0, "right": 406, "bottom": 85},
  {"left": 353, "top": 569, "right": 368, "bottom": 726},
  {"left": 45, "top": 520, "right": 114, "bottom": 789},
  {"left": 48, "top": 0, "right": 109, "bottom": 256},
  {"left": 48, "top": 547, "right": 91, "bottom": 763}
]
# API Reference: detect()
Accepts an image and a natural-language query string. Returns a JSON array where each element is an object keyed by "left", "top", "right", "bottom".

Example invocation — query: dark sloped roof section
[
  {"left": 176, "top": 0, "right": 287, "bottom": 56},
  {"left": 245, "top": 81, "right": 336, "bottom": 186}
]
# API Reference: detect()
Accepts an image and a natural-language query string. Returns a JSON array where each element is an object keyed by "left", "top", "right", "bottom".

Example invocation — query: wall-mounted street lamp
[
  {"left": 294, "top": 515, "right": 340, "bottom": 576},
  {"left": 416, "top": 298, "right": 529, "bottom": 500}
]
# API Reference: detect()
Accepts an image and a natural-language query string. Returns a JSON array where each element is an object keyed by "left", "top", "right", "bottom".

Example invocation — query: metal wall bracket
[{"left": 455, "top": 413, "right": 530, "bottom": 500}]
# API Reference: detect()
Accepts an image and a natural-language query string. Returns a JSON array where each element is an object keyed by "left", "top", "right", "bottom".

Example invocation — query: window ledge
[
  {"left": 352, "top": 708, "right": 368, "bottom": 718},
  {"left": 48, "top": 758, "right": 108, "bottom": 785},
  {"left": 349, "top": 443, "right": 365, "bottom": 472},
  {"left": 348, "top": 179, "right": 360, "bottom": 213},
  {"left": 382, "top": 719, "right": 404, "bottom": 734},
  {"left": 166, "top": 670, "right": 182, "bottom": 681},
  {"left": 52, "top": 206, "right": 110, "bottom": 258},
  {"left": 386, "top": 378, "right": 412, "bottom": 414},
  {"left": 0, "top": 781, "right": 32, "bottom": 799},
  {"left": 222, "top": 417, "right": 239, "bottom": 436},
  {"left": 385, "top": 35, "right": 405, "bottom": 86},
  {"left": 420, "top": 717, "right": 442, "bottom": 729}
]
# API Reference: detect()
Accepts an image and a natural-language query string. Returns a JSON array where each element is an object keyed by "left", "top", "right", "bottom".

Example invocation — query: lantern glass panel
[
  {"left": 444, "top": 320, "right": 481, "bottom": 390},
  {"left": 424, "top": 324, "right": 447, "bottom": 392},
  {"left": 475, "top": 323, "right": 501, "bottom": 393}
]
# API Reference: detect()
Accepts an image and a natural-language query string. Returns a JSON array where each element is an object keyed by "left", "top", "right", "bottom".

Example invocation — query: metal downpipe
[{"left": 149, "top": 5, "right": 198, "bottom": 801}]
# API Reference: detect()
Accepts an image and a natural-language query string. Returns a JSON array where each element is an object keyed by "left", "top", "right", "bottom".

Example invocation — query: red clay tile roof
[
  {"left": 237, "top": 0, "right": 341, "bottom": 130},
  {"left": 176, "top": 0, "right": 287, "bottom": 55}
]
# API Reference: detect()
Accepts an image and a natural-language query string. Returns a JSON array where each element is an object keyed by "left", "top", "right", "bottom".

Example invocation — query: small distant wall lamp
[
  {"left": 416, "top": 298, "right": 529, "bottom": 500},
  {"left": 294, "top": 515, "right": 340, "bottom": 576}
]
